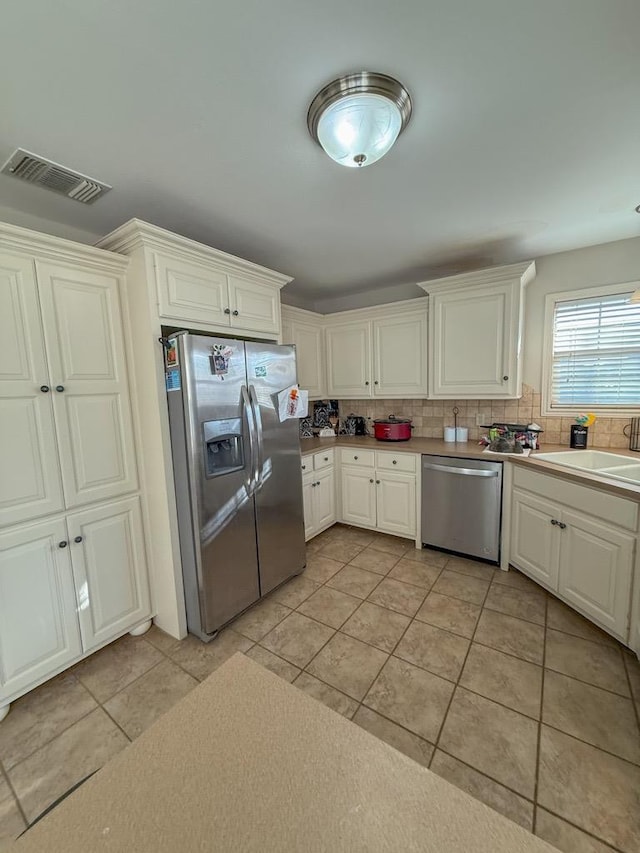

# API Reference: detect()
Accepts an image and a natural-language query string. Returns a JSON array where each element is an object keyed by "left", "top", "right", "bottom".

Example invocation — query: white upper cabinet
[
  {"left": 155, "top": 252, "right": 229, "bottom": 326},
  {"left": 0, "top": 253, "right": 64, "bottom": 527},
  {"left": 228, "top": 275, "right": 280, "bottom": 334},
  {"left": 326, "top": 299, "right": 429, "bottom": 399},
  {"left": 36, "top": 262, "right": 139, "bottom": 508},
  {"left": 419, "top": 262, "right": 535, "bottom": 399},
  {"left": 100, "top": 221, "right": 290, "bottom": 338},
  {"left": 326, "top": 321, "right": 372, "bottom": 398},
  {"left": 281, "top": 307, "right": 326, "bottom": 399},
  {"left": 373, "top": 313, "right": 428, "bottom": 397}
]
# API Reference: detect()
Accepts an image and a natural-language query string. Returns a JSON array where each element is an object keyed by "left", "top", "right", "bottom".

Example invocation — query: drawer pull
[
  {"left": 324, "top": 456, "right": 329, "bottom": 461},
  {"left": 392, "top": 460, "right": 397, "bottom": 465},
  {"left": 354, "top": 455, "right": 358, "bottom": 460},
  {"left": 302, "top": 465, "right": 306, "bottom": 470}
]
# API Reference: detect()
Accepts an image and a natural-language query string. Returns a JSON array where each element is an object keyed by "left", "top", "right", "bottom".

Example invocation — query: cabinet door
[
  {"left": 67, "top": 497, "right": 151, "bottom": 652},
  {"left": 154, "top": 251, "right": 230, "bottom": 326},
  {"left": 229, "top": 276, "right": 280, "bottom": 334},
  {"left": 0, "top": 519, "right": 81, "bottom": 702},
  {"left": 430, "top": 282, "right": 519, "bottom": 398},
  {"left": 373, "top": 313, "right": 428, "bottom": 397},
  {"left": 314, "top": 467, "right": 336, "bottom": 531},
  {"left": 36, "top": 262, "right": 139, "bottom": 508},
  {"left": 283, "top": 320, "right": 326, "bottom": 399},
  {"left": 302, "top": 473, "right": 316, "bottom": 540},
  {"left": 376, "top": 471, "right": 416, "bottom": 537},
  {"left": 340, "top": 467, "right": 376, "bottom": 528},
  {"left": 0, "top": 253, "right": 64, "bottom": 526},
  {"left": 326, "top": 322, "right": 372, "bottom": 398},
  {"left": 559, "top": 511, "right": 634, "bottom": 638},
  {"left": 510, "top": 490, "right": 561, "bottom": 589}
]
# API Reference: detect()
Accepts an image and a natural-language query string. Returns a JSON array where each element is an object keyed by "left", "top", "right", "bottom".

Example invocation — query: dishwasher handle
[{"left": 422, "top": 461, "right": 500, "bottom": 478}]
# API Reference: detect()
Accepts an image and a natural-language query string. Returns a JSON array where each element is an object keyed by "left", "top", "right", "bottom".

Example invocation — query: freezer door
[
  {"left": 177, "top": 334, "right": 260, "bottom": 634},
  {"left": 245, "top": 342, "right": 306, "bottom": 595}
]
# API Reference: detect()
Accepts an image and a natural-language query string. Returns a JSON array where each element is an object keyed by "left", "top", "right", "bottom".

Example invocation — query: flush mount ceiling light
[{"left": 307, "top": 72, "right": 412, "bottom": 168}]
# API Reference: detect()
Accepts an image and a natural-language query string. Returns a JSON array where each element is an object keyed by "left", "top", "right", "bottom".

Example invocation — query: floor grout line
[
  {"left": 531, "top": 590, "right": 548, "bottom": 834},
  {"left": 0, "top": 758, "right": 29, "bottom": 830}
]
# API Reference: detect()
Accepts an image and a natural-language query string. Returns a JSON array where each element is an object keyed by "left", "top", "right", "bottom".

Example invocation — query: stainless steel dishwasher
[{"left": 421, "top": 455, "right": 503, "bottom": 563}]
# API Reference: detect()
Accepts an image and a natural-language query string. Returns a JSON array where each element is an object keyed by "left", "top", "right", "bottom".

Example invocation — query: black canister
[{"left": 570, "top": 425, "right": 588, "bottom": 449}]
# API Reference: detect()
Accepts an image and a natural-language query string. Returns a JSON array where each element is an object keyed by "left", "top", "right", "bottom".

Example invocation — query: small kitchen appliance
[
  {"left": 570, "top": 425, "right": 588, "bottom": 449},
  {"left": 373, "top": 415, "right": 412, "bottom": 441}
]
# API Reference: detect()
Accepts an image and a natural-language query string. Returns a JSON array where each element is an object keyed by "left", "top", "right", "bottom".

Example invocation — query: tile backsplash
[{"left": 338, "top": 385, "right": 631, "bottom": 449}]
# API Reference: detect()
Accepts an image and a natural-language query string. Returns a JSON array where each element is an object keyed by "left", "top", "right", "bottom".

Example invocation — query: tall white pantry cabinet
[{"left": 0, "top": 223, "right": 151, "bottom": 720}]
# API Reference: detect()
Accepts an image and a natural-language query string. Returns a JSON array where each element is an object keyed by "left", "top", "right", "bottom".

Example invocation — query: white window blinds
[{"left": 551, "top": 292, "right": 640, "bottom": 407}]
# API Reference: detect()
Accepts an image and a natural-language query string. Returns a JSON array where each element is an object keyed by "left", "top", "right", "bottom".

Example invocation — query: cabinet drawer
[
  {"left": 314, "top": 449, "right": 334, "bottom": 471},
  {"left": 513, "top": 466, "right": 638, "bottom": 532},
  {"left": 301, "top": 455, "right": 313, "bottom": 474},
  {"left": 375, "top": 451, "right": 417, "bottom": 473},
  {"left": 340, "top": 448, "right": 375, "bottom": 468}
]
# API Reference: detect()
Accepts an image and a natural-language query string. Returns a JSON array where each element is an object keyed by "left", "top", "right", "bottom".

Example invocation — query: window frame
[{"left": 541, "top": 281, "right": 640, "bottom": 418}]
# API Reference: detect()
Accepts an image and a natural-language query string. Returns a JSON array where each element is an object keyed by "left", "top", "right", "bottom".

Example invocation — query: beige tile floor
[{"left": 1, "top": 524, "right": 639, "bottom": 852}]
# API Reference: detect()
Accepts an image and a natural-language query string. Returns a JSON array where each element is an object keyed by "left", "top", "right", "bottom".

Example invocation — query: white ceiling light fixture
[{"left": 307, "top": 72, "right": 412, "bottom": 169}]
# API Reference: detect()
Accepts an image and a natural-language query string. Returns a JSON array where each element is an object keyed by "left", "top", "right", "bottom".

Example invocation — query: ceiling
[{"left": 1, "top": 0, "right": 639, "bottom": 310}]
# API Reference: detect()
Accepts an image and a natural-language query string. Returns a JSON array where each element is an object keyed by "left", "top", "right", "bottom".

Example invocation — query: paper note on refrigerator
[{"left": 276, "top": 385, "right": 309, "bottom": 421}]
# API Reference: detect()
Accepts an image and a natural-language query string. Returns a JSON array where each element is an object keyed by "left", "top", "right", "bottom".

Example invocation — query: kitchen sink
[{"left": 535, "top": 450, "right": 640, "bottom": 484}]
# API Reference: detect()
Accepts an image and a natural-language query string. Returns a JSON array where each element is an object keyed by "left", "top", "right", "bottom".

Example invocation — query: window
[{"left": 543, "top": 284, "right": 640, "bottom": 415}]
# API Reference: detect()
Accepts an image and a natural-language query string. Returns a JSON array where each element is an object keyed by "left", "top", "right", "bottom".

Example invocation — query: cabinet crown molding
[
  {"left": 0, "top": 221, "right": 128, "bottom": 273},
  {"left": 97, "top": 218, "right": 292, "bottom": 289},
  {"left": 418, "top": 261, "right": 536, "bottom": 295}
]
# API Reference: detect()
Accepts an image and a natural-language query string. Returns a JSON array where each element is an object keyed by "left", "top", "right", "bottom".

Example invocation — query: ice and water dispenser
[{"left": 203, "top": 418, "right": 244, "bottom": 478}]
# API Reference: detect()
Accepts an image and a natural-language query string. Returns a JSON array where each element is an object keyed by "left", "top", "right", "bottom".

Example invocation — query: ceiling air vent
[{"left": 0, "top": 148, "right": 111, "bottom": 204}]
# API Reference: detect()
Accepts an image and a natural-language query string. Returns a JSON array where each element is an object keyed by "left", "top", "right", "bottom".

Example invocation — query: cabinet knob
[
  {"left": 374, "top": 380, "right": 378, "bottom": 385},
  {"left": 324, "top": 456, "right": 328, "bottom": 461},
  {"left": 558, "top": 522, "right": 567, "bottom": 530},
  {"left": 316, "top": 480, "right": 320, "bottom": 486},
  {"left": 365, "top": 381, "right": 369, "bottom": 386},
  {"left": 301, "top": 465, "right": 306, "bottom": 470},
  {"left": 376, "top": 479, "right": 380, "bottom": 484},
  {"left": 369, "top": 478, "right": 374, "bottom": 483},
  {"left": 392, "top": 460, "right": 397, "bottom": 465},
  {"left": 40, "top": 385, "right": 50, "bottom": 393},
  {"left": 232, "top": 310, "right": 239, "bottom": 316},
  {"left": 55, "top": 385, "right": 65, "bottom": 392},
  {"left": 58, "top": 540, "right": 68, "bottom": 548},
  {"left": 354, "top": 455, "right": 358, "bottom": 460},
  {"left": 74, "top": 536, "right": 83, "bottom": 543},
  {"left": 550, "top": 519, "right": 559, "bottom": 525},
  {"left": 224, "top": 308, "right": 231, "bottom": 315},
  {"left": 502, "top": 375, "right": 509, "bottom": 381}
]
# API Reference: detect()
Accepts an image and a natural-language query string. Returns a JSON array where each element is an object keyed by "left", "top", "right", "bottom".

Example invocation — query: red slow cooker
[{"left": 373, "top": 415, "right": 412, "bottom": 441}]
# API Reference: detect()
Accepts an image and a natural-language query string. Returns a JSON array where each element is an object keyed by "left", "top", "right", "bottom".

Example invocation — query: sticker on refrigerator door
[
  {"left": 209, "top": 344, "right": 233, "bottom": 379},
  {"left": 166, "top": 368, "right": 181, "bottom": 391},
  {"left": 254, "top": 365, "right": 267, "bottom": 378},
  {"left": 164, "top": 338, "right": 179, "bottom": 370}
]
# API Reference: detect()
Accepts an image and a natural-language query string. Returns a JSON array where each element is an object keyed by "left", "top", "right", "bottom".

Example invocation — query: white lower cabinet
[
  {"left": 302, "top": 452, "right": 336, "bottom": 540},
  {"left": 0, "top": 497, "right": 151, "bottom": 708},
  {"left": 510, "top": 470, "right": 636, "bottom": 641},
  {"left": 558, "top": 510, "right": 634, "bottom": 638},
  {"left": 510, "top": 490, "right": 561, "bottom": 589},
  {"left": 341, "top": 467, "right": 377, "bottom": 528},
  {"left": 0, "top": 519, "right": 82, "bottom": 701},
  {"left": 339, "top": 449, "right": 417, "bottom": 539},
  {"left": 67, "top": 497, "right": 151, "bottom": 653}
]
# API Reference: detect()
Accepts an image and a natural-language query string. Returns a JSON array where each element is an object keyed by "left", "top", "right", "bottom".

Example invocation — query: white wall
[
  {"left": 0, "top": 204, "right": 102, "bottom": 245},
  {"left": 522, "top": 235, "right": 640, "bottom": 390}
]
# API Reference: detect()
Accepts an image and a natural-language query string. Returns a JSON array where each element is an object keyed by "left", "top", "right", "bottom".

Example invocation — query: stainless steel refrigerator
[{"left": 166, "top": 332, "right": 305, "bottom": 641}]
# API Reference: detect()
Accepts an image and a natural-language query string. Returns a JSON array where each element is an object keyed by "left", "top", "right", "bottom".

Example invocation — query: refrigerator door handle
[
  {"left": 241, "top": 384, "right": 258, "bottom": 494},
  {"left": 248, "top": 385, "right": 264, "bottom": 489}
]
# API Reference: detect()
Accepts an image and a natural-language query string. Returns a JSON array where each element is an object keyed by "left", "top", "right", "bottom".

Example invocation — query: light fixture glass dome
[{"left": 308, "top": 72, "right": 412, "bottom": 168}]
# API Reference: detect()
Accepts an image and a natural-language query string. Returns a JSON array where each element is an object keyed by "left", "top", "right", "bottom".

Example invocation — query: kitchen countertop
[
  {"left": 10, "top": 654, "right": 555, "bottom": 853},
  {"left": 301, "top": 436, "right": 640, "bottom": 501}
]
